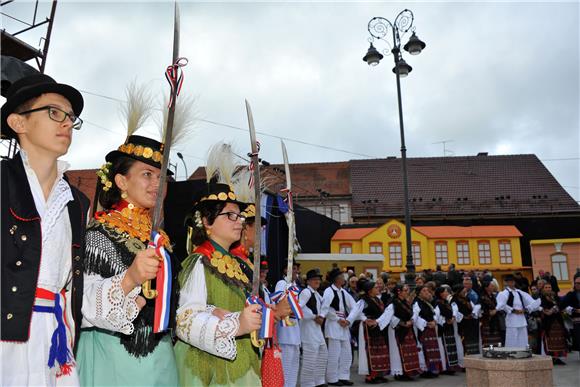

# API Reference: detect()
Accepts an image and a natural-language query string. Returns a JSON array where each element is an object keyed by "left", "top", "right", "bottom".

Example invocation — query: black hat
[
  {"left": 192, "top": 182, "right": 248, "bottom": 211},
  {"left": 358, "top": 279, "right": 376, "bottom": 293},
  {"left": 306, "top": 269, "right": 323, "bottom": 281},
  {"left": 504, "top": 274, "right": 516, "bottom": 282},
  {"left": 105, "top": 135, "right": 173, "bottom": 175},
  {"left": 1, "top": 74, "right": 83, "bottom": 139},
  {"left": 328, "top": 268, "right": 344, "bottom": 283}
]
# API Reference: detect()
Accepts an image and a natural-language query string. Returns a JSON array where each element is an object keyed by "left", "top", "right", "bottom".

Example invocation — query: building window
[
  {"left": 457, "top": 241, "right": 470, "bottom": 265},
  {"left": 551, "top": 254, "right": 569, "bottom": 281},
  {"left": 369, "top": 242, "right": 383, "bottom": 254},
  {"left": 499, "top": 240, "right": 513, "bottom": 264},
  {"left": 478, "top": 241, "right": 491, "bottom": 264},
  {"left": 435, "top": 241, "right": 448, "bottom": 265},
  {"left": 412, "top": 242, "right": 422, "bottom": 266},
  {"left": 339, "top": 243, "right": 352, "bottom": 254},
  {"left": 389, "top": 243, "right": 402, "bottom": 267}
]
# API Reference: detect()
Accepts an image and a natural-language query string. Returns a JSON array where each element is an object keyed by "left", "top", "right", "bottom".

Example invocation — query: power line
[
  {"left": 79, "top": 88, "right": 377, "bottom": 158},
  {"left": 78, "top": 88, "right": 580, "bottom": 165}
]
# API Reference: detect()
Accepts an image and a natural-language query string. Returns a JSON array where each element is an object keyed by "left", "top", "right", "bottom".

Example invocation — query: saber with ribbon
[
  {"left": 143, "top": 1, "right": 187, "bottom": 334},
  {"left": 245, "top": 100, "right": 266, "bottom": 347},
  {"left": 279, "top": 140, "right": 303, "bottom": 326},
  {"left": 281, "top": 140, "right": 297, "bottom": 285}
]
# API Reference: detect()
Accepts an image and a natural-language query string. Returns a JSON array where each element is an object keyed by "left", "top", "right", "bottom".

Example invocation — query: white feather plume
[
  {"left": 205, "top": 142, "right": 236, "bottom": 186},
  {"left": 160, "top": 94, "right": 198, "bottom": 147},
  {"left": 232, "top": 167, "right": 255, "bottom": 203},
  {"left": 120, "top": 81, "right": 153, "bottom": 139}
]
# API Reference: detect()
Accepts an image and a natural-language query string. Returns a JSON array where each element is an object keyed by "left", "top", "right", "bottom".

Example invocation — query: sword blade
[
  {"left": 245, "top": 99, "right": 262, "bottom": 296},
  {"left": 152, "top": 1, "right": 180, "bottom": 230},
  {"left": 281, "top": 140, "right": 295, "bottom": 283}
]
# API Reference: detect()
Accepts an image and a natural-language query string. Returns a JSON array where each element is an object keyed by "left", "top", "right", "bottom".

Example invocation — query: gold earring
[
  {"left": 207, "top": 229, "right": 212, "bottom": 237},
  {"left": 121, "top": 192, "right": 128, "bottom": 199}
]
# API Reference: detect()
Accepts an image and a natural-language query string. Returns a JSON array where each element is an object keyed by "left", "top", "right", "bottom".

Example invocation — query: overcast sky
[{"left": 2, "top": 0, "right": 579, "bottom": 201}]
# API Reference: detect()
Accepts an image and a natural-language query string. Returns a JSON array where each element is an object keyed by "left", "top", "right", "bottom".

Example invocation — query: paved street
[{"left": 347, "top": 352, "right": 580, "bottom": 387}]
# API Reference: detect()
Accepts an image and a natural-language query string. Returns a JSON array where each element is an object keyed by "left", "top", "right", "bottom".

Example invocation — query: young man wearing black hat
[
  {"left": 320, "top": 267, "right": 363, "bottom": 386},
  {"left": 496, "top": 273, "right": 541, "bottom": 348},
  {"left": 1, "top": 74, "right": 89, "bottom": 385},
  {"left": 299, "top": 268, "right": 328, "bottom": 387}
]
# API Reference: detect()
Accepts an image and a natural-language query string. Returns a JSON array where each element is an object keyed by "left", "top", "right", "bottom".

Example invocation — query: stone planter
[{"left": 464, "top": 354, "right": 553, "bottom": 387}]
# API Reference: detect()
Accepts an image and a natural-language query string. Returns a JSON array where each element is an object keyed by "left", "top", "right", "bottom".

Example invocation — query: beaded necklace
[{"left": 95, "top": 200, "right": 170, "bottom": 248}]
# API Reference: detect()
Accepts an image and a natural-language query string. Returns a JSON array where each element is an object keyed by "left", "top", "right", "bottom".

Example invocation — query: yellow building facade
[{"left": 331, "top": 220, "right": 528, "bottom": 278}]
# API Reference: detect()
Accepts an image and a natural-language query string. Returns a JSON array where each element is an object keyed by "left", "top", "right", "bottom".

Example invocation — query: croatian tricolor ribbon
[
  {"left": 165, "top": 57, "right": 188, "bottom": 108},
  {"left": 247, "top": 141, "right": 261, "bottom": 189},
  {"left": 286, "top": 285, "right": 303, "bottom": 320},
  {"left": 149, "top": 231, "right": 172, "bottom": 333},
  {"left": 246, "top": 295, "right": 275, "bottom": 339},
  {"left": 33, "top": 288, "right": 74, "bottom": 376},
  {"left": 270, "top": 285, "right": 304, "bottom": 326}
]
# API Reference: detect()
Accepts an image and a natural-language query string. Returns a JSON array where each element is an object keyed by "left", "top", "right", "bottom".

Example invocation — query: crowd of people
[
  {"left": 267, "top": 264, "right": 579, "bottom": 385},
  {"left": 2, "top": 73, "right": 580, "bottom": 387}
]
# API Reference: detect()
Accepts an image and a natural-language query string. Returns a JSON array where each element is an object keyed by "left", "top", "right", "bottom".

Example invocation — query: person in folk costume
[
  {"left": 1, "top": 74, "right": 88, "bottom": 385},
  {"left": 413, "top": 285, "right": 442, "bottom": 378},
  {"left": 229, "top": 155, "right": 290, "bottom": 314},
  {"left": 527, "top": 282, "right": 543, "bottom": 353},
  {"left": 77, "top": 83, "right": 196, "bottom": 385},
  {"left": 387, "top": 284, "right": 422, "bottom": 381},
  {"left": 561, "top": 275, "right": 580, "bottom": 357},
  {"left": 539, "top": 283, "right": 568, "bottom": 365},
  {"left": 433, "top": 287, "right": 462, "bottom": 374},
  {"left": 496, "top": 273, "right": 541, "bottom": 348},
  {"left": 299, "top": 269, "right": 328, "bottom": 387},
  {"left": 356, "top": 278, "right": 390, "bottom": 384},
  {"left": 275, "top": 263, "right": 302, "bottom": 387},
  {"left": 479, "top": 280, "right": 502, "bottom": 348},
  {"left": 173, "top": 143, "right": 262, "bottom": 386},
  {"left": 320, "top": 267, "right": 363, "bottom": 386},
  {"left": 452, "top": 284, "right": 482, "bottom": 355}
]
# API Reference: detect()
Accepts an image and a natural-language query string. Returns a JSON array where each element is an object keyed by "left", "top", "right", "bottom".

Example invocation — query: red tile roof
[
  {"left": 351, "top": 154, "right": 580, "bottom": 218},
  {"left": 332, "top": 227, "right": 376, "bottom": 240},
  {"left": 413, "top": 225, "right": 523, "bottom": 238}
]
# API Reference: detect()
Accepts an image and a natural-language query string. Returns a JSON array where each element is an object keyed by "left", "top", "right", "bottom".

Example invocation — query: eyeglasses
[
  {"left": 18, "top": 106, "right": 83, "bottom": 130},
  {"left": 217, "top": 212, "right": 246, "bottom": 222}
]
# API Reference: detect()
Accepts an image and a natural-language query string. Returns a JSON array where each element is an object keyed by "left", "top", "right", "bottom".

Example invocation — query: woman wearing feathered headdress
[
  {"left": 76, "top": 83, "right": 195, "bottom": 386},
  {"left": 173, "top": 143, "right": 262, "bottom": 386}
]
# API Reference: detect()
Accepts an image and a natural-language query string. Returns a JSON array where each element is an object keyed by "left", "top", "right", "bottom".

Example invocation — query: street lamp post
[
  {"left": 363, "top": 9, "right": 425, "bottom": 287},
  {"left": 177, "top": 152, "right": 188, "bottom": 180}
]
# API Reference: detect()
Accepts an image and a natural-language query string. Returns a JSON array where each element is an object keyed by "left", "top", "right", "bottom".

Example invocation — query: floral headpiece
[{"left": 96, "top": 162, "right": 113, "bottom": 191}]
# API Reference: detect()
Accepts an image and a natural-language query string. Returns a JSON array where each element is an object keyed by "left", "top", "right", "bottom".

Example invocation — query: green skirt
[
  {"left": 174, "top": 340, "right": 261, "bottom": 387},
  {"left": 77, "top": 328, "right": 178, "bottom": 386}
]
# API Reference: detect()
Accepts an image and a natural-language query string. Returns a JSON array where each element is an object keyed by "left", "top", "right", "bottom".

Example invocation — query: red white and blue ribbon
[
  {"left": 246, "top": 295, "right": 275, "bottom": 339},
  {"left": 33, "top": 288, "right": 74, "bottom": 376},
  {"left": 270, "top": 285, "right": 304, "bottom": 326},
  {"left": 165, "top": 57, "right": 188, "bottom": 108},
  {"left": 286, "top": 285, "right": 304, "bottom": 320},
  {"left": 247, "top": 141, "right": 261, "bottom": 189},
  {"left": 149, "top": 231, "right": 172, "bottom": 333}
]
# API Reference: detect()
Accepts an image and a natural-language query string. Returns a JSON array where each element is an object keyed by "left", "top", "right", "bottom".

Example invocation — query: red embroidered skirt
[
  {"left": 364, "top": 324, "right": 390, "bottom": 373},
  {"left": 543, "top": 320, "right": 567, "bottom": 357},
  {"left": 419, "top": 327, "right": 443, "bottom": 373},
  {"left": 397, "top": 328, "right": 421, "bottom": 376}
]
